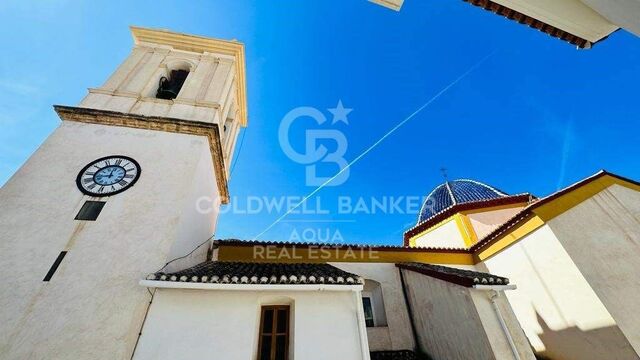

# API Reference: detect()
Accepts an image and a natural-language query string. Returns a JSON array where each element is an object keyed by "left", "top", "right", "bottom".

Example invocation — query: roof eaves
[
  {"left": 463, "top": 0, "right": 595, "bottom": 49},
  {"left": 397, "top": 262, "right": 509, "bottom": 287},
  {"left": 147, "top": 261, "right": 364, "bottom": 286}
]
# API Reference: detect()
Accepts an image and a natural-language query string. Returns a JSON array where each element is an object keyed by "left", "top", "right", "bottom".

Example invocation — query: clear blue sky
[{"left": 1, "top": 0, "right": 639, "bottom": 245}]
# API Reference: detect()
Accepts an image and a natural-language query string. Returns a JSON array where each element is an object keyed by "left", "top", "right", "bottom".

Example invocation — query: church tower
[{"left": 0, "top": 27, "right": 247, "bottom": 359}]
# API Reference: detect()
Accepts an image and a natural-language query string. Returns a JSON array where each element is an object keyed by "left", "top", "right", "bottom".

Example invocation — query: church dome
[{"left": 418, "top": 179, "right": 509, "bottom": 223}]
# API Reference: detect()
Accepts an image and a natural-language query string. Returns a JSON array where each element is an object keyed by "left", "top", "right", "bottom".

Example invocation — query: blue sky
[{"left": 1, "top": 0, "right": 639, "bottom": 245}]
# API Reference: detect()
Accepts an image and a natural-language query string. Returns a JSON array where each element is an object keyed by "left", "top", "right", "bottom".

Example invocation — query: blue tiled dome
[{"left": 418, "top": 179, "right": 508, "bottom": 223}]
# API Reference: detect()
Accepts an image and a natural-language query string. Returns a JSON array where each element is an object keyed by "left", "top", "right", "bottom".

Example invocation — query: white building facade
[{"left": 1, "top": 25, "right": 637, "bottom": 360}]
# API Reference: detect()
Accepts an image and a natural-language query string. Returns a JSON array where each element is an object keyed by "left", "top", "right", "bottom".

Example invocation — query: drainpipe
[
  {"left": 488, "top": 290, "right": 521, "bottom": 360},
  {"left": 353, "top": 289, "right": 372, "bottom": 360}
]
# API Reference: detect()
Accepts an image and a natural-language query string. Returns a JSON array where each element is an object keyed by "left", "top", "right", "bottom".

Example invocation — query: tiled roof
[
  {"left": 418, "top": 179, "right": 510, "bottom": 223},
  {"left": 370, "top": 350, "right": 424, "bottom": 360},
  {"left": 397, "top": 262, "right": 509, "bottom": 287},
  {"left": 147, "top": 261, "right": 364, "bottom": 285}
]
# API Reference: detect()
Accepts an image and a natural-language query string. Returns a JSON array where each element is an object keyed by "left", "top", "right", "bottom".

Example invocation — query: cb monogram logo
[{"left": 278, "top": 101, "right": 352, "bottom": 186}]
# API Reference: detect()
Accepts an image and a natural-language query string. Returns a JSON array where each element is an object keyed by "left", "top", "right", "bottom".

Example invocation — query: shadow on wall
[{"left": 534, "top": 312, "right": 638, "bottom": 360}]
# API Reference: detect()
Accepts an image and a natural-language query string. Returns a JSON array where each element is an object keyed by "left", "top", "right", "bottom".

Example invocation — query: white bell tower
[{"left": 0, "top": 27, "right": 248, "bottom": 359}]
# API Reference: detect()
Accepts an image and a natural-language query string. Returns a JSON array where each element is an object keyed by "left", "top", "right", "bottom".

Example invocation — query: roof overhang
[
  {"left": 130, "top": 26, "right": 248, "bottom": 127},
  {"left": 140, "top": 280, "right": 362, "bottom": 292},
  {"left": 397, "top": 262, "right": 510, "bottom": 287},
  {"left": 370, "top": 0, "right": 634, "bottom": 48},
  {"left": 369, "top": 0, "right": 404, "bottom": 11},
  {"left": 464, "top": 0, "right": 619, "bottom": 48}
]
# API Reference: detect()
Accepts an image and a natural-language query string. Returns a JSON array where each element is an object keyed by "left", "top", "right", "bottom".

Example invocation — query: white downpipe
[
  {"left": 488, "top": 290, "right": 521, "bottom": 360},
  {"left": 353, "top": 290, "right": 371, "bottom": 360}
]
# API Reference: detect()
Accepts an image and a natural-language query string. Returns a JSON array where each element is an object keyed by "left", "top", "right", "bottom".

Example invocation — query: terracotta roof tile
[
  {"left": 397, "top": 262, "right": 509, "bottom": 287},
  {"left": 148, "top": 261, "right": 364, "bottom": 285},
  {"left": 463, "top": 0, "right": 599, "bottom": 48}
]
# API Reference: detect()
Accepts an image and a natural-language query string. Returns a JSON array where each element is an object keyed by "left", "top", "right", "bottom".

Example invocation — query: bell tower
[{"left": 0, "top": 27, "right": 247, "bottom": 359}]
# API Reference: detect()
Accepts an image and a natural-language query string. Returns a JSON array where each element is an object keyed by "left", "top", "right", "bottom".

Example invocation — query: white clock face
[{"left": 76, "top": 156, "right": 141, "bottom": 197}]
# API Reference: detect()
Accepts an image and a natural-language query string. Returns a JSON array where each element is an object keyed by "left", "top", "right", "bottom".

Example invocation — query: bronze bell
[{"left": 156, "top": 70, "right": 189, "bottom": 100}]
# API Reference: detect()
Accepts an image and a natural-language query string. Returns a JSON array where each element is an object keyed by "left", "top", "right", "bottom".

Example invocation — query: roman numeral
[
  {"left": 87, "top": 183, "right": 97, "bottom": 190},
  {"left": 83, "top": 178, "right": 93, "bottom": 184},
  {"left": 124, "top": 174, "right": 134, "bottom": 179},
  {"left": 115, "top": 159, "right": 123, "bottom": 166},
  {"left": 104, "top": 159, "right": 111, "bottom": 166},
  {"left": 86, "top": 172, "right": 95, "bottom": 176},
  {"left": 118, "top": 180, "right": 129, "bottom": 187},
  {"left": 98, "top": 186, "right": 105, "bottom": 193}
]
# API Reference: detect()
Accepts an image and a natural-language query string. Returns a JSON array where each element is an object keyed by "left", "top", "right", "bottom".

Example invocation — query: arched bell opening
[{"left": 155, "top": 60, "right": 194, "bottom": 100}]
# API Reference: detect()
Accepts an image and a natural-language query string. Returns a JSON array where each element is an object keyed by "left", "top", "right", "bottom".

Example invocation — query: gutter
[{"left": 139, "top": 279, "right": 363, "bottom": 292}]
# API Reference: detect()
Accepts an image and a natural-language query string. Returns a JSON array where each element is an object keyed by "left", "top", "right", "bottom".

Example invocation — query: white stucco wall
[
  {"left": 165, "top": 143, "right": 220, "bottom": 272},
  {"left": 546, "top": 184, "right": 640, "bottom": 357},
  {"left": 401, "top": 269, "right": 496, "bottom": 360},
  {"left": 469, "top": 289, "right": 535, "bottom": 360},
  {"left": 412, "top": 219, "right": 466, "bottom": 248},
  {"left": 580, "top": 0, "right": 640, "bottom": 36},
  {"left": 133, "top": 288, "right": 366, "bottom": 360},
  {"left": 0, "top": 121, "right": 219, "bottom": 359},
  {"left": 483, "top": 199, "right": 639, "bottom": 359},
  {"left": 333, "top": 263, "right": 415, "bottom": 352}
]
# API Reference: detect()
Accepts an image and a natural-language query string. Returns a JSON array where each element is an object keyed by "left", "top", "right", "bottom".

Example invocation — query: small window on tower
[
  {"left": 156, "top": 69, "right": 189, "bottom": 100},
  {"left": 75, "top": 201, "right": 106, "bottom": 221}
]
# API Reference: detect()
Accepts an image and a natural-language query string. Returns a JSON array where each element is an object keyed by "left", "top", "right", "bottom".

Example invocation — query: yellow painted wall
[{"left": 216, "top": 244, "right": 475, "bottom": 265}]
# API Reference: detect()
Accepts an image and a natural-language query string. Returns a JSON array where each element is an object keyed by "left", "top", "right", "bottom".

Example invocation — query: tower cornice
[{"left": 54, "top": 105, "right": 230, "bottom": 204}]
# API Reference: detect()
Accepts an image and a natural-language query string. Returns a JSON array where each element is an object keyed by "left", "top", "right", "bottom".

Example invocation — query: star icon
[{"left": 328, "top": 100, "right": 352, "bottom": 125}]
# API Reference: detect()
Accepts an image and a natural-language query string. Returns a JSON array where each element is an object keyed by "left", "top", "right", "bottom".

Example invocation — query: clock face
[{"left": 76, "top": 156, "right": 141, "bottom": 197}]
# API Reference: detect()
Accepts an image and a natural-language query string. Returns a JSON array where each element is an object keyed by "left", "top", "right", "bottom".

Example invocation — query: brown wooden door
[{"left": 257, "top": 305, "right": 290, "bottom": 360}]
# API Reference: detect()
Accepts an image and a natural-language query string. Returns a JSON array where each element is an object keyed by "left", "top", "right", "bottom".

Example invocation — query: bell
[{"left": 156, "top": 70, "right": 189, "bottom": 100}]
